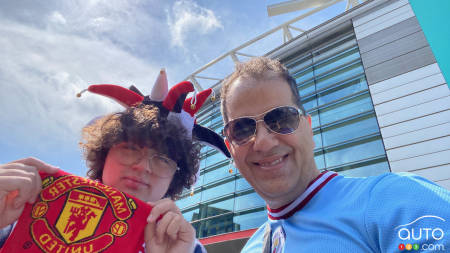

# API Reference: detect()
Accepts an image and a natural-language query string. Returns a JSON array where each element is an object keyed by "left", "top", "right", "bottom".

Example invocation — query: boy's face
[{"left": 102, "top": 142, "right": 175, "bottom": 202}]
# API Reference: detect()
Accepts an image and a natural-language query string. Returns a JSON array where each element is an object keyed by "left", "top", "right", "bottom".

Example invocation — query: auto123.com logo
[{"left": 395, "top": 215, "right": 446, "bottom": 251}]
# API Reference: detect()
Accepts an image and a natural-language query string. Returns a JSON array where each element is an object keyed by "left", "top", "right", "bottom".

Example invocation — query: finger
[
  {"left": 0, "top": 175, "right": 36, "bottom": 208},
  {"left": 166, "top": 215, "right": 182, "bottom": 241},
  {"left": 145, "top": 217, "right": 156, "bottom": 246},
  {"left": 9, "top": 157, "right": 59, "bottom": 174},
  {"left": 148, "top": 198, "right": 181, "bottom": 223},
  {"left": 155, "top": 211, "right": 176, "bottom": 244},
  {"left": 30, "top": 171, "right": 43, "bottom": 204},
  {"left": 0, "top": 166, "right": 41, "bottom": 204}
]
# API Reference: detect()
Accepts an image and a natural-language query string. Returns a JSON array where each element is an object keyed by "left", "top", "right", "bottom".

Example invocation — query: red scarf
[{"left": 1, "top": 170, "right": 152, "bottom": 253}]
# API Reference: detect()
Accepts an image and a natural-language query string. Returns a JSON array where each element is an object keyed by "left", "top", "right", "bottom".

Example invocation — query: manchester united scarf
[{"left": 0, "top": 170, "right": 152, "bottom": 253}]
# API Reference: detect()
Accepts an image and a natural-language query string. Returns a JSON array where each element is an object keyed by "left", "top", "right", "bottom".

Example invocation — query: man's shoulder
[{"left": 241, "top": 221, "right": 268, "bottom": 252}]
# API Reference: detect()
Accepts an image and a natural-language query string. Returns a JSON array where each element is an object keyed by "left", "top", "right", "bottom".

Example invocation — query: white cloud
[
  {"left": 167, "top": 0, "right": 223, "bottom": 48},
  {"left": 0, "top": 20, "right": 160, "bottom": 151}
]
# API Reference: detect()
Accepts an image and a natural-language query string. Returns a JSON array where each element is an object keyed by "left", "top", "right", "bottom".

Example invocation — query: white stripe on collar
[{"left": 267, "top": 171, "right": 337, "bottom": 220}]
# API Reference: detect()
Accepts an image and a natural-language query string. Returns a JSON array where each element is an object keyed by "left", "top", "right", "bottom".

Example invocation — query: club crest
[
  {"left": 271, "top": 225, "right": 286, "bottom": 253},
  {"left": 0, "top": 170, "right": 151, "bottom": 253}
]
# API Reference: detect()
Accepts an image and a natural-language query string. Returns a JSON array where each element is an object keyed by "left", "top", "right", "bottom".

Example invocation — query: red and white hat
[{"left": 77, "top": 69, "right": 230, "bottom": 159}]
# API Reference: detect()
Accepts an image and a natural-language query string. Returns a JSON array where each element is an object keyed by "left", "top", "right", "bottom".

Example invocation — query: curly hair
[{"left": 79, "top": 104, "right": 200, "bottom": 199}]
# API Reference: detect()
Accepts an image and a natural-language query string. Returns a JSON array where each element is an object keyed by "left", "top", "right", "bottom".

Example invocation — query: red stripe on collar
[{"left": 267, "top": 171, "right": 337, "bottom": 220}]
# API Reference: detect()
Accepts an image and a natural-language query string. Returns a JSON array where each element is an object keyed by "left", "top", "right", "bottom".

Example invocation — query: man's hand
[
  {"left": 145, "top": 198, "right": 196, "bottom": 253},
  {"left": 0, "top": 157, "right": 59, "bottom": 229}
]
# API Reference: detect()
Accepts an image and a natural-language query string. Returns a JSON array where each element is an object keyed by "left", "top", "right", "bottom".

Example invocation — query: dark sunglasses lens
[
  {"left": 264, "top": 107, "right": 300, "bottom": 134},
  {"left": 228, "top": 118, "right": 256, "bottom": 144}
]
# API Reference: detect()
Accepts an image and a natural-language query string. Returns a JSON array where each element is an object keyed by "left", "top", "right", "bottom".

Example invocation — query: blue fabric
[
  {"left": 0, "top": 224, "right": 13, "bottom": 248},
  {"left": 243, "top": 173, "right": 450, "bottom": 253}
]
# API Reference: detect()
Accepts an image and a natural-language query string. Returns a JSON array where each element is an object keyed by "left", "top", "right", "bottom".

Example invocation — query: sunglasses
[{"left": 223, "top": 106, "right": 304, "bottom": 146}]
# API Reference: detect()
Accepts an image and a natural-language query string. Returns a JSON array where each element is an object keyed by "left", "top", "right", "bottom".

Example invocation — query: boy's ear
[{"left": 307, "top": 115, "right": 312, "bottom": 127}]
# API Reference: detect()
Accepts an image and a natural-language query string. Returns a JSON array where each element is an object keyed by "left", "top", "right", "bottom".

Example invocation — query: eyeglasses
[
  {"left": 223, "top": 106, "right": 304, "bottom": 146},
  {"left": 112, "top": 143, "right": 179, "bottom": 178}
]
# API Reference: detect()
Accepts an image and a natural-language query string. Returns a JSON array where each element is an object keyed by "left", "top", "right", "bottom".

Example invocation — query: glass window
[
  {"left": 321, "top": 114, "right": 379, "bottom": 147},
  {"left": 176, "top": 193, "right": 200, "bottom": 210},
  {"left": 182, "top": 208, "right": 200, "bottom": 222},
  {"left": 206, "top": 198, "right": 234, "bottom": 217},
  {"left": 204, "top": 151, "right": 227, "bottom": 168},
  {"left": 310, "top": 111, "right": 320, "bottom": 128},
  {"left": 233, "top": 210, "right": 267, "bottom": 230},
  {"left": 210, "top": 114, "right": 223, "bottom": 126},
  {"left": 236, "top": 177, "right": 252, "bottom": 192},
  {"left": 324, "top": 137, "right": 385, "bottom": 168},
  {"left": 337, "top": 159, "right": 390, "bottom": 177},
  {"left": 201, "top": 180, "right": 235, "bottom": 202},
  {"left": 317, "top": 77, "right": 367, "bottom": 106},
  {"left": 313, "top": 132, "right": 322, "bottom": 149},
  {"left": 312, "top": 34, "right": 357, "bottom": 63},
  {"left": 302, "top": 96, "right": 318, "bottom": 111},
  {"left": 289, "top": 56, "right": 313, "bottom": 77},
  {"left": 298, "top": 80, "right": 315, "bottom": 97},
  {"left": 203, "top": 165, "right": 235, "bottom": 185},
  {"left": 314, "top": 47, "right": 360, "bottom": 76},
  {"left": 294, "top": 67, "right": 314, "bottom": 85},
  {"left": 314, "top": 152, "right": 325, "bottom": 170},
  {"left": 315, "top": 62, "right": 364, "bottom": 90},
  {"left": 194, "top": 213, "right": 234, "bottom": 238},
  {"left": 234, "top": 192, "right": 265, "bottom": 212},
  {"left": 319, "top": 93, "right": 373, "bottom": 125}
]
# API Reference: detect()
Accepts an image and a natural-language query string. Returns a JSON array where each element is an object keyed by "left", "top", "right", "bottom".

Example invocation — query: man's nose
[{"left": 252, "top": 122, "right": 279, "bottom": 152}]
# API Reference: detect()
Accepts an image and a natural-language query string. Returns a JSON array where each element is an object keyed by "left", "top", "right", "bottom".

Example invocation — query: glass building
[{"left": 177, "top": 0, "right": 450, "bottom": 251}]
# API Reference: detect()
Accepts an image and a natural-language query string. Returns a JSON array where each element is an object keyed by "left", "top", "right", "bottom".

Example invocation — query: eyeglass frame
[
  {"left": 110, "top": 143, "right": 179, "bottom": 178},
  {"left": 223, "top": 105, "right": 304, "bottom": 146}
]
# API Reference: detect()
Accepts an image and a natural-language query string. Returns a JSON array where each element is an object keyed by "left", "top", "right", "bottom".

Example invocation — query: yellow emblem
[{"left": 55, "top": 189, "right": 107, "bottom": 243}]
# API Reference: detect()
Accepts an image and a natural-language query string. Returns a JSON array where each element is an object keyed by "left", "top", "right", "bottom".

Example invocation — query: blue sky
[{"left": 0, "top": 0, "right": 348, "bottom": 176}]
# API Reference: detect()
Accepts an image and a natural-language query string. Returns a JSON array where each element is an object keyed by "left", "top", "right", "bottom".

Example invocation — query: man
[{"left": 220, "top": 57, "right": 450, "bottom": 252}]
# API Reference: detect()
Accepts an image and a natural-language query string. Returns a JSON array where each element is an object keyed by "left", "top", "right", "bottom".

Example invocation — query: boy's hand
[
  {"left": 0, "top": 157, "right": 59, "bottom": 229},
  {"left": 145, "top": 198, "right": 196, "bottom": 253}
]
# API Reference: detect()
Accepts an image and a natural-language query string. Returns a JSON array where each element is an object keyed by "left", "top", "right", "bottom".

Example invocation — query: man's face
[
  {"left": 102, "top": 142, "right": 174, "bottom": 202},
  {"left": 225, "top": 75, "right": 317, "bottom": 207}
]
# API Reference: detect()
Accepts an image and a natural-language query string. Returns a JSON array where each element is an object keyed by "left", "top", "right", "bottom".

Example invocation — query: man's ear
[
  {"left": 307, "top": 115, "right": 312, "bottom": 127},
  {"left": 225, "top": 138, "right": 231, "bottom": 152}
]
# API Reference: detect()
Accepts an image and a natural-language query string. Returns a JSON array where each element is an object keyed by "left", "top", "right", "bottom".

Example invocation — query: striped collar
[{"left": 267, "top": 171, "right": 338, "bottom": 220}]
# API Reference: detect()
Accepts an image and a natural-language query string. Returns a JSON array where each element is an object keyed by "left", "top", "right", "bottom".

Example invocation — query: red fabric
[
  {"left": 183, "top": 89, "right": 212, "bottom": 117},
  {"left": 0, "top": 170, "right": 152, "bottom": 253},
  {"left": 162, "top": 81, "right": 194, "bottom": 111},
  {"left": 88, "top": 84, "right": 144, "bottom": 108}
]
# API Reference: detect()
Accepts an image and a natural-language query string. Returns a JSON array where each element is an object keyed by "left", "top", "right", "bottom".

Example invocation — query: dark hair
[
  {"left": 80, "top": 104, "right": 200, "bottom": 199},
  {"left": 220, "top": 57, "right": 305, "bottom": 123}
]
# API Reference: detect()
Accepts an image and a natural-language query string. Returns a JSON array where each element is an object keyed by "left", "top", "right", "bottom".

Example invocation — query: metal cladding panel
[
  {"left": 364, "top": 46, "right": 436, "bottom": 85},
  {"left": 383, "top": 122, "right": 450, "bottom": 150},
  {"left": 437, "top": 179, "right": 450, "bottom": 190},
  {"left": 380, "top": 109, "right": 450, "bottom": 139},
  {"left": 354, "top": 1, "right": 414, "bottom": 39},
  {"left": 371, "top": 73, "right": 445, "bottom": 106},
  {"left": 361, "top": 31, "right": 429, "bottom": 69},
  {"left": 357, "top": 17, "right": 421, "bottom": 54},
  {"left": 386, "top": 136, "right": 450, "bottom": 161},
  {"left": 352, "top": 0, "right": 409, "bottom": 27},
  {"left": 376, "top": 95, "right": 450, "bottom": 128},
  {"left": 412, "top": 165, "right": 450, "bottom": 182},
  {"left": 368, "top": 63, "right": 441, "bottom": 94},
  {"left": 389, "top": 149, "right": 450, "bottom": 173},
  {"left": 374, "top": 84, "right": 449, "bottom": 116}
]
